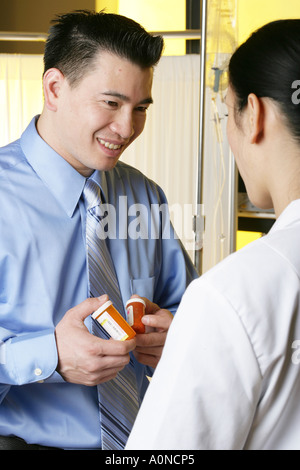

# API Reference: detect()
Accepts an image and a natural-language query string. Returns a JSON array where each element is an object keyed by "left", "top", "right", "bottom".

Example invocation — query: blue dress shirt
[{"left": 0, "top": 117, "right": 197, "bottom": 449}]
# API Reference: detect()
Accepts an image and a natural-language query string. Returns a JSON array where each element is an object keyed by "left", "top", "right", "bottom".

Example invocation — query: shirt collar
[
  {"left": 20, "top": 116, "right": 108, "bottom": 216},
  {"left": 269, "top": 199, "right": 300, "bottom": 233}
]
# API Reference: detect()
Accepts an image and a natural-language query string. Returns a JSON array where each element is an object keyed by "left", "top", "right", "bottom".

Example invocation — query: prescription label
[{"left": 97, "top": 311, "right": 129, "bottom": 341}]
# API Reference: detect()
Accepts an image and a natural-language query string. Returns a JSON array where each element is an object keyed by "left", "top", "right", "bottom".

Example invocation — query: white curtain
[
  {"left": 0, "top": 54, "right": 44, "bottom": 145},
  {"left": 0, "top": 53, "right": 200, "bottom": 261}
]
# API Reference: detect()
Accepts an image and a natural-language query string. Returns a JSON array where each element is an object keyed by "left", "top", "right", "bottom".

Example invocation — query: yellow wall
[
  {"left": 238, "top": 0, "right": 300, "bottom": 44},
  {"left": 96, "top": 0, "right": 118, "bottom": 13},
  {"left": 97, "top": 0, "right": 300, "bottom": 49},
  {"left": 95, "top": 0, "right": 186, "bottom": 55},
  {"left": 96, "top": 0, "right": 117, "bottom": 12}
]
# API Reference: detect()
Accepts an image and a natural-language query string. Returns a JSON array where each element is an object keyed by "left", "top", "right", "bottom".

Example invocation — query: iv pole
[{"left": 194, "top": 0, "right": 208, "bottom": 274}]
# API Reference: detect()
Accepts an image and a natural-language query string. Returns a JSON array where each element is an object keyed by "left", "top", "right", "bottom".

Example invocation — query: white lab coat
[{"left": 126, "top": 199, "right": 300, "bottom": 450}]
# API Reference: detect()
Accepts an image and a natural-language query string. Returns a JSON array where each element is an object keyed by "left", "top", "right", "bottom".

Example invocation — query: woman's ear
[
  {"left": 42, "top": 68, "right": 65, "bottom": 112},
  {"left": 247, "top": 93, "right": 264, "bottom": 144}
]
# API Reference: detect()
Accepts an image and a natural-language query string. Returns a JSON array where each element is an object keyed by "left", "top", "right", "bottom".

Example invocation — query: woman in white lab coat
[{"left": 126, "top": 19, "right": 300, "bottom": 450}]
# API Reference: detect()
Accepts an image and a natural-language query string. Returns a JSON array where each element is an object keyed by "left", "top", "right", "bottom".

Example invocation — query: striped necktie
[{"left": 83, "top": 178, "right": 139, "bottom": 450}]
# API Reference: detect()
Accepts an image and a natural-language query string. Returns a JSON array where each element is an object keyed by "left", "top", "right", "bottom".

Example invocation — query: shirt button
[{"left": 34, "top": 367, "right": 42, "bottom": 376}]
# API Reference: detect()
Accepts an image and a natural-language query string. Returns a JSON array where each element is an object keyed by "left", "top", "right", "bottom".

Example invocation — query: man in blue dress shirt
[{"left": 0, "top": 10, "right": 197, "bottom": 449}]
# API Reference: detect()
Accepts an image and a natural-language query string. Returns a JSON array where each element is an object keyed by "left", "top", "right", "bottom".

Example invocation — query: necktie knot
[{"left": 83, "top": 179, "right": 101, "bottom": 210}]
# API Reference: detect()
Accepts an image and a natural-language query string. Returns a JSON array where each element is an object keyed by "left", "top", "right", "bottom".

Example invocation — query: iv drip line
[{"left": 211, "top": 94, "right": 226, "bottom": 266}]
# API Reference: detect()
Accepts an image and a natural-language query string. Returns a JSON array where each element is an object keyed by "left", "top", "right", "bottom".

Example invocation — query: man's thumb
[{"left": 72, "top": 294, "right": 109, "bottom": 322}]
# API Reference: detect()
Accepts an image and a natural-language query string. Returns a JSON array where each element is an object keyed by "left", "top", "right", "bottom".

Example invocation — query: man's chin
[
  {"left": 88, "top": 154, "right": 122, "bottom": 173},
  {"left": 97, "top": 157, "right": 121, "bottom": 172}
]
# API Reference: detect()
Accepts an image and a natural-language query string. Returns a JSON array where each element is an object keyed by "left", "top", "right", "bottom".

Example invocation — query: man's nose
[{"left": 109, "top": 110, "right": 134, "bottom": 141}]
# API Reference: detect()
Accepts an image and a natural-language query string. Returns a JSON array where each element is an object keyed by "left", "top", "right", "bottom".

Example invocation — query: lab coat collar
[{"left": 269, "top": 199, "right": 300, "bottom": 233}]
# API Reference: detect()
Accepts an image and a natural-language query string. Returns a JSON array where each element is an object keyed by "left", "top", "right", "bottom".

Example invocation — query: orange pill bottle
[
  {"left": 125, "top": 298, "right": 146, "bottom": 334},
  {"left": 92, "top": 300, "right": 136, "bottom": 341}
]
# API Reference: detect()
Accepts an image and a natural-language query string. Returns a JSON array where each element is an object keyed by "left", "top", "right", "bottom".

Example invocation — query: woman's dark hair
[
  {"left": 44, "top": 9, "right": 164, "bottom": 86},
  {"left": 229, "top": 19, "right": 300, "bottom": 143}
]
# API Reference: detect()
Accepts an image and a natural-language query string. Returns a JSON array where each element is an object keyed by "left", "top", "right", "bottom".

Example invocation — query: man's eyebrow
[
  {"left": 139, "top": 97, "right": 154, "bottom": 105},
  {"left": 101, "top": 91, "right": 153, "bottom": 105}
]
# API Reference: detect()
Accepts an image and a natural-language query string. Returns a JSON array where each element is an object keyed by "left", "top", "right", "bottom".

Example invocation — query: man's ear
[
  {"left": 43, "top": 68, "right": 65, "bottom": 112},
  {"left": 247, "top": 93, "right": 264, "bottom": 144}
]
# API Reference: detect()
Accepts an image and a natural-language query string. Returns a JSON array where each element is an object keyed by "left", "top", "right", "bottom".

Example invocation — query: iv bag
[{"left": 206, "top": 0, "right": 238, "bottom": 94}]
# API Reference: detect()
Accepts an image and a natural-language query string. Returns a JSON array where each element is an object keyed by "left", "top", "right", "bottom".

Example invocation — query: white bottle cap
[
  {"left": 92, "top": 300, "right": 113, "bottom": 319},
  {"left": 125, "top": 298, "right": 146, "bottom": 308}
]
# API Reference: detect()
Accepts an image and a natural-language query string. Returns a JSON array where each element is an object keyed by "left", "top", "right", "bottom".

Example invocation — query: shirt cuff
[{"left": 3, "top": 329, "right": 58, "bottom": 385}]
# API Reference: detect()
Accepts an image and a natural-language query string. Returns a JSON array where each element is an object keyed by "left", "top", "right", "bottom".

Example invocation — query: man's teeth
[{"left": 99, "top": 139, "right": 121, "bottom": 150}]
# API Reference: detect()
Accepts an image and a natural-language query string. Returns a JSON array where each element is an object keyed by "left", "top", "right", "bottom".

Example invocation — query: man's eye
[
  {"left": 135, "top": 106, "right": 148, "bottom": 113},
  {"left": 105, "top": 101, "right": 118, "bottom": 107}
]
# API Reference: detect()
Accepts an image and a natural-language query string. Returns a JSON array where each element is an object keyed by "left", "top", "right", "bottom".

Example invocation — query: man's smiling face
[{"left": 41, "top": 51, "right": 154, "bottom": 176}]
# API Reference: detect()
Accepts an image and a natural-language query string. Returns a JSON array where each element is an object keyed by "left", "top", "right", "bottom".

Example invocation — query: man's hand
[
  {"left": 132, "top": 296, "right": 173, "bottom": 369},
  {"left": 55, "top": 295, "right": 136, "bottom": 386}
]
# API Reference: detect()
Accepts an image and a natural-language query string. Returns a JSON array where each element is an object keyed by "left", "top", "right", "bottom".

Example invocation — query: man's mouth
[{"left": 98, "top": 138, "right": 122, "bottom": 150}]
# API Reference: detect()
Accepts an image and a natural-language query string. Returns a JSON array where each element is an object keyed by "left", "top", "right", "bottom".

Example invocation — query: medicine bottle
[
  {"left": 92, "top": 300, "right": 136, "bottom": 341},
  {"left": 125, "top": 298, "right": 146, "bottom": 334}
]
